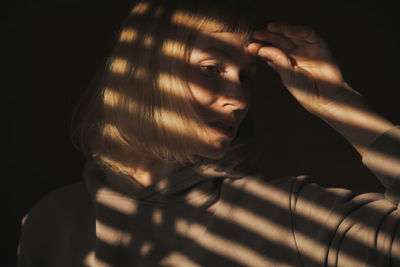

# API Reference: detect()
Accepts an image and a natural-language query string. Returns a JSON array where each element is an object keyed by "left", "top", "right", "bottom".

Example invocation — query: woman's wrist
[{"left": 312, "top": 83, "right": 394, "bottom": 156}]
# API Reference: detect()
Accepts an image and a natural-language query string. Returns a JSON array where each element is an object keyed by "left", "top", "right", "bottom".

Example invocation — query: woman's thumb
[{"left": 248, "top": 43, "right": 292, "bottom": 77}]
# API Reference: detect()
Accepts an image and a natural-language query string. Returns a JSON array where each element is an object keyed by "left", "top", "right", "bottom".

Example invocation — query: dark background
[{"left": 3, "top": 0, "right": 399, "bottom": 266}]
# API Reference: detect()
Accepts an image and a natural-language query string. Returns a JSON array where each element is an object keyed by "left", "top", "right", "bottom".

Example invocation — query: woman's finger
[
  {"left": 252, "top": 30, "right": 296, "bottom": 53},
  {"left": 268, "top": 21, "right": 324, "bottom": 45}
]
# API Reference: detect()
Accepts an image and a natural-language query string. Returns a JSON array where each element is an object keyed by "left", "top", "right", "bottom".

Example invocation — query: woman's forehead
[{"left": 191, "top": 31, "right": 256, "bottom": 65}]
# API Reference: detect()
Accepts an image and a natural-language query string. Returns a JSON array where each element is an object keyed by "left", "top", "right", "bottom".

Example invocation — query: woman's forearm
[{"left": 314, "top": 82, "right": 394, "bottom": 156}]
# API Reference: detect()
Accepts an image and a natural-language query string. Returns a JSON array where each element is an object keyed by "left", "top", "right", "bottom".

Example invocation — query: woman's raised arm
[{"left": 247, "top": 21, "right": 394, "bottom": 156}]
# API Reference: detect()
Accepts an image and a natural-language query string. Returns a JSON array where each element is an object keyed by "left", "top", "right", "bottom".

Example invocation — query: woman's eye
[{"left": 200, "top": 65, "right": 222, "bottom": 76}]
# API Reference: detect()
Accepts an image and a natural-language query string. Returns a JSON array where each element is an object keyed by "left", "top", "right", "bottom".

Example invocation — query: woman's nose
[{"left": 217, "top": 74, "right": 249, "bottom": 111}]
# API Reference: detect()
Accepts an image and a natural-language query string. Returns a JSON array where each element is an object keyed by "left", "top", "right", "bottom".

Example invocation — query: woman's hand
[
  {"left": 247, "top": 21, "right": 394, "bottom": 155},
  {"left": 247, "top": 21, "right": 358, "bottom": 114}
]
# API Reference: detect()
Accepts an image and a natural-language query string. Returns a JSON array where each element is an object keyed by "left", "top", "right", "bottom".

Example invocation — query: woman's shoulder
[
  {"left": 28, "top": 182, "right": 92, "bottom": 218},
  {"left": 20, "top": 182, "right": 94, "bottom": 243},
  {"left": 19, "top": 182, "right": 95, "bottom": 265}
]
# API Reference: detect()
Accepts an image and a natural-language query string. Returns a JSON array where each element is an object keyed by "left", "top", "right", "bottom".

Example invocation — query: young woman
[{"left": 18, "top": 0, "right": 399, "bottom": 266}]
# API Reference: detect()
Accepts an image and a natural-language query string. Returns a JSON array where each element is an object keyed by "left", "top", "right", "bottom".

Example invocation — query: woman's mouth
[{"left": 207, "top": 121, "right": 235, "bottom": 138}]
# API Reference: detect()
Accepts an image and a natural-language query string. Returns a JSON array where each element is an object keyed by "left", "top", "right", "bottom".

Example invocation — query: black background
[{"left": 3, "top": 0, "right": 399, "bottom": 266}]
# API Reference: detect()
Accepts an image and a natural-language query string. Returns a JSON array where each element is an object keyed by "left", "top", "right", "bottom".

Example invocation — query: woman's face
[{"left": 187, "top": 28, "right": 257, "bottom": 159}]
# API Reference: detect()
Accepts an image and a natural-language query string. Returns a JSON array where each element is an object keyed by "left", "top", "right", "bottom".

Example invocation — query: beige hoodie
[{"left": 18, "top": 127, "right": 400, "bottom": 267}]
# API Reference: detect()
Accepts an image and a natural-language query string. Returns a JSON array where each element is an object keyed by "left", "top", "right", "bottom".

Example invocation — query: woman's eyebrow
[{"left": 203, "top": 47, "right": 257, "bottom": 67}]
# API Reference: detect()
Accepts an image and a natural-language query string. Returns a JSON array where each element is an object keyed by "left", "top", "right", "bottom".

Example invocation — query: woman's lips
[{"left": 207, "top": 121, "right": 235, "bottom": 138}]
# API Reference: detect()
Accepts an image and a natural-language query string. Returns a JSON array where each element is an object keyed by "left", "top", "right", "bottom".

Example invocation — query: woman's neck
[{"left": 128, "top": 159, "right": 184, "bottom": 187}]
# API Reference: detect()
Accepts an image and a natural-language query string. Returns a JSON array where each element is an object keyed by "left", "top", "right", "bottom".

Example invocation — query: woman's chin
[{"left": 196, "top": 145, "right": 230, "bottom": 160}]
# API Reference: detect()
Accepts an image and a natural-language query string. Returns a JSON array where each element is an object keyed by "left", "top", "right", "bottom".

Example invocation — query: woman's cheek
[{"left": 188, "top": 81, "right": 220, "bottom": 106}]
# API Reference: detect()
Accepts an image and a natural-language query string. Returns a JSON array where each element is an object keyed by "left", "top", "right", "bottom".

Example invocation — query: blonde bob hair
[{"left": 71, "top": 0, "right": 260, "bottom": 173}]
